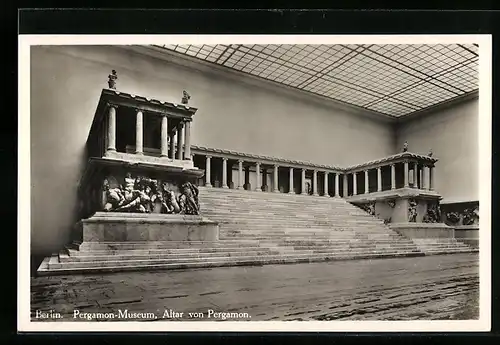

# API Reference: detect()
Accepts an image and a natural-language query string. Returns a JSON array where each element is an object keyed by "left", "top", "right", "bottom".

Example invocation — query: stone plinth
[
  {"left": 389, "top": 222, "right": 454, "bottom": 239},
  {"left": 76, "top": 212, "right": 219, "bottom": 242}
]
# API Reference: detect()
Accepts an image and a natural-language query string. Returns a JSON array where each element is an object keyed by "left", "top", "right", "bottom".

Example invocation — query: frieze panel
[
  {"left": 408, "top": 198, "right": 418, "bottom": 222},
  {"left": 444, "top": 205, "right": 479, "bottom": 227},
  {"left": 423, "top": 201, "right": 441, "bottom": 223},
  {"left": 359, "top": 201, "right": 376, "bottom": 216},
  {"left": 102, "top": 172, "right": 200, "bottom": 215}
]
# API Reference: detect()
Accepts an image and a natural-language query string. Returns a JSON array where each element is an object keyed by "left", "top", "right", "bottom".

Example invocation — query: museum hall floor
[{"left": 30, "top": 253, "right": 479, "bottom": 321}]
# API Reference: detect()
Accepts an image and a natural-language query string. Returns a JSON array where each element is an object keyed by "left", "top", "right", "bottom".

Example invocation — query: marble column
[
  {"left": 423, "top": 166, "right": 430, "bottom": 190},
  {"left": 364, "top": 170, "right": 369, "bottom": 194},
  {"left": 413, "top": 162, "right": 419, "bottom": 188},
  {"left": 377, "top": 167, "right": 382, "bottom": 192},
  {"left": 160, "top": 115, "right": 168, "bottom": 157},
  {"left": 168, "top": 130, "right": 175, "bottom": 159},
  {"left": 107, "top": 104, "right": 116, "bottom": 152},
  {"left": 184, "top": 120, "right": 191, "bottom": 160},
  {"left": 238, "top": 160, "right": 244, "bottom": 190},
  {"left": 255, "top": 162, "right": 262, "bottom": 192},
  {"left": 301, "top": 169, "right": 306, "bottom": 195},
  {"left": 353, "top": 172, "right": 357, "bottom": 195},
  {"left": 429, "top": 166, "right": 434, "bottom": 191},
  {"left": 222, "top": 158, "right": 228, "bottom": 189},
  {"left": 262, "top": 168, "right": 268, "bottom": 192},
  {"left": 205, "top": 156, "right": 212, "bottom": 188},
  {"left": 288, "top": 167, "right": 294, "bottom": 194},
  {"left": 335, "top": 173, "right": 340, "bottom": 197},
  {"left": 273, "top": 165, "right": 279, "bottom": 193},
  {"left": 391, "top": 164, "right": 396, "bottom": 190},
  {"left": 312, "top": 170, "right": 318, "bottom": 196},
  {"left": 135, "top": 109, "right": 144, "bottom": 155},
  {"left": 176, "top": 122, "right": 184, "bottom": 160},
  {"left": 324, "top": 172, "right": 329, "bottom": 197},
  {"left": 343, "top": 174, "right": 348, "bottom": 197},
  {"left": 403, "top": 161, "right": 409, "bottom": 188}
]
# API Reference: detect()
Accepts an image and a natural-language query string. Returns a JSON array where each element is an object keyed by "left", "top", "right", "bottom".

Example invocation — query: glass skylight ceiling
[{"left": 155, "top": 43, "right": 479, "bottom": 117}]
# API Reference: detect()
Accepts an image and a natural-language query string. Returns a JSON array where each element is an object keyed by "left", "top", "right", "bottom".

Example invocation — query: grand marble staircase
[{"left": 37, "top": 187, "right": 477, "bottom": 275}]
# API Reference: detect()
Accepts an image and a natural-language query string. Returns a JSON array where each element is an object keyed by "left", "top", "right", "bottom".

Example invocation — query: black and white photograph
[{"left": 18, "top": 34, "right": 491, "bottom": 332}]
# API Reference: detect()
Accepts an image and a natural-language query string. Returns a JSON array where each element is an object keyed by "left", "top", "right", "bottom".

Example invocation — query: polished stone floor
[{"left": 30, "top": 253, "right": 479, "bottom": 321}]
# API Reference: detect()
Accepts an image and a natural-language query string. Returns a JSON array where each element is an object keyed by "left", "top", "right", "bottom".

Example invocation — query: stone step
[
  {"left": 39, "top": 250, "right": 428, "bottom": 275},
  {"left": 71, "top": 240, "right": 261, "bottom": 251},
  {"left": 49, "top": 250, "right": 427, "bottom": 270},
  {"left": 62, "top": 246, "right": 425, "bottom": 263},
  {"left": 219, "top": 230, "right": 401, "bottom": 237}
]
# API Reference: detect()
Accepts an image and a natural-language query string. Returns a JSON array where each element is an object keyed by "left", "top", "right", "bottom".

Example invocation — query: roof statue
[
  {"left": 428, "top": 148, "right": 433, "bottom": 157},
  {"left": 182, "top": 90, "right": 191, "bottom": 105},
  {"left": 402, "top": 141, "right": 408, "bottom": 152},
  {"left": 107, "top": 69, "right": 118, "bottom": 89}
]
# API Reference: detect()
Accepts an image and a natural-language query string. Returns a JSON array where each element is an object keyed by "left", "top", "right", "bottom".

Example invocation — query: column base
[
  {"left": 334, "top": 194, "right": 340, "bottom": 198},
  {"left": 222, "top": 185, "right": 229, "bottom": 189},
  {"left": 205, "top": 184, "right": 212, "bottom": 188},
  {"left": 135, "top": 152, "right": 144, "bottom": 156},
  {"left": 255, "top": 188, "right": 262, "bottom": 192},
  {"left": 237, "top": 186, "right": 243, "bottom": 190},
  {"left": 273, "top": 189, "right": 279, "bottom": 193}
]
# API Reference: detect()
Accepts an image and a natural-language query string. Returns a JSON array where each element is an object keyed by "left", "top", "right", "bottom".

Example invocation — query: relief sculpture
[
  {"left": 462, "top": 206, "right": 479, "bottom": 226},
  {"left": 423, "top": 201, "right": 441, "bottom": 223},
  {"left": 408, "top": 199, "right": 418, "bottom": 222},
  {"left": 360, "top": 202, "right": 375, "bottom": 216},
  {"left": 102, "top": 173, "right": 200, "bottom": 215}
]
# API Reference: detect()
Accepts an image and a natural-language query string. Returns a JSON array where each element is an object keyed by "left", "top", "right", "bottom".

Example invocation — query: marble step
[
  {"left": 65, "top": 243, "right": 417, "bottom": 258},
  {"left": 61, "top": 246, "right": 425, "bottom": 263},
  {"left": 219, "top": 230, "right": 402, "bottom": 237},
  {"left": 39, "top": 250, "right": 429, "bottom": 275},
  {"left": 70, "top": 240, "right": 262, "bottom": 251},
  {"left": 49, "top": 250, "right": 427, "bottom": 270}
]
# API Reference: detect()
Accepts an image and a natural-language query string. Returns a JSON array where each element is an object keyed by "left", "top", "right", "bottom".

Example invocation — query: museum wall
[
  {"left": 396, "top": 97, "right": 479, "bottom": 203},
  {"left": 30, "top": 45, "right": 396, "bottom": 255}
]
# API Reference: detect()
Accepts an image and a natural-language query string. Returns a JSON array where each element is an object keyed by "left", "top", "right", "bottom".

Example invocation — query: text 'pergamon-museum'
[{"left": 28, "top": 42, "right": 483, "bottom": 324}]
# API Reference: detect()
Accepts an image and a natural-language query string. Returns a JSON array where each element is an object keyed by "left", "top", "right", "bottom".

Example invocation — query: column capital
[
  {"left": 377, "top": 166, "right": 382, "bottom": 171},
  {"left": 324, "top": 171, "right": 329, "bottom": 175},
  {"left": 353, "top": 171, "right": 357, "bottom": 175},
  {"left": 274, "top": 164, "right": 280, "bottom": 168},
  {"left": 302, "top": 168, "right": 306, "bottom": 172},
  {"left": 238, "top": 159, "right": 244, "bottom": 164},
  {"left": 134, "top": 108, "right": 144, "bottom": 113},
  {"left": 106, "top": 102, "right": 119, "bottom": 109},
  {"left": 222, "top": 157, "right": 228, "bottom": 161}
]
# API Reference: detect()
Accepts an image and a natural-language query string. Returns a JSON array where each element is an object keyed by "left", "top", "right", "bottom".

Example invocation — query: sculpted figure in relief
[
  {"left": 178, "top": 182, "right": 200, "bottom": 215},
  {"left": 408, "top": 199, "right": 418, "bottom": 222},
  {"left": 102, "top": 173, "right": 201, "bottom": 215}
]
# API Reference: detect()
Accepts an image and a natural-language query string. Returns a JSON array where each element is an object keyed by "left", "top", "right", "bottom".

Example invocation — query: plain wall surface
[
  {"left": 396, "top": 98, "right": 479, "bottom": 203},
  {"left": 30, "top": 45, "right": 395, "bottom": 255}
]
